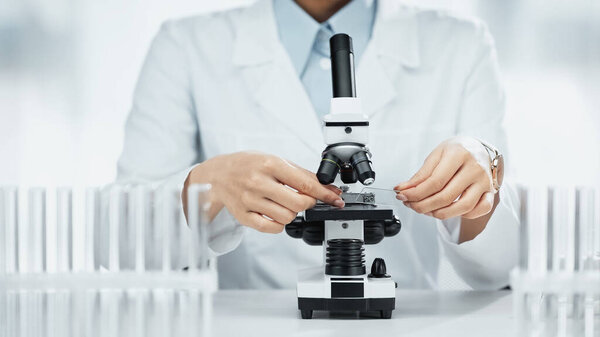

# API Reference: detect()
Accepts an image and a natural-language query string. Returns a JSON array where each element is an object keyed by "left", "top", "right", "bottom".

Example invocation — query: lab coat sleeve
[
  {"left": 113, "top": 21, "right": 243, "bottom": 266},
  {"left": 437, "top": 21, "right": 520, "bottom": 290}
]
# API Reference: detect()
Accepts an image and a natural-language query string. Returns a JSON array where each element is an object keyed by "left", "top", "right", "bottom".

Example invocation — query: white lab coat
[{"left": 117, "top": 0, "right": 520, "bottom": 290}]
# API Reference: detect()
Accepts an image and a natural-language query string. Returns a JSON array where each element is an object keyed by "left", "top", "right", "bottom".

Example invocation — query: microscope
[{"left": 286, "top": 34, "right": 401, "bottom": 319}]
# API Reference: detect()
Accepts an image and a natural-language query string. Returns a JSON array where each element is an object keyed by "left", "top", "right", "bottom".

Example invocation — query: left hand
[{"left": 394, "top": 136, "right": 496, "bottom": 220}]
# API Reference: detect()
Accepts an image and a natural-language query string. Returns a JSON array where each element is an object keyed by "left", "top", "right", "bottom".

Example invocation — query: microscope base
[{"left": 298, "top": 297, "right": 395, "bottom": 319}]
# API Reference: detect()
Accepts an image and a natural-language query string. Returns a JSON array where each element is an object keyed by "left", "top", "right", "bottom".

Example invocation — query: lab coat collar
[
  {"left": 356, "top": 0, "right": 421, "bottom": 116},
  {"left": 372, "top": 0, "right": 421, "bottom": 69},
  {"left": 230, "top": 0, "right": 421, "bottom": 152},
  {"left": 231, "top": 0, "right": 324, "bottom": 153},
  {"left": 232, "top": 0, "right": 421, "bottom": 68}
]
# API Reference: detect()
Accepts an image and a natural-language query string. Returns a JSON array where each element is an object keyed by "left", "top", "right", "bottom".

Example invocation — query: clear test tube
[
  {"left": 0, "top": 186, "right": 20, "bottom": 337},
  {"left": 527, "top": 187, "right": 549, "bottom": 276},
  {"left": 577, "top": 187, "right": 595, "bottom": 271},
  {"left": 186, "top": 184, "right": 211, "bottom": 272},
  {"left": 159, "top": 187, "right": 174, "bottom": 272},
  {"left": 132, "top": 185, "right": 149, "bottom": 273},
  {"left": 553, "top": 186, "right": 576, "bottom": 273},
  {"left": 577, "top": 187, "right": 598, "bottom": 337},
  {"left": 527, "top": 187, "right": 549, "bottom": 335},
  {"left": 553, "top": 186, "right": 577, "bottom": 337},
  {"left": 1, "top": 186, "right": 19, "bottom": 274},
  {"left": 146, "top": 188, "right": 162, "bottom": 271},
  {"left": 56, "top": 188, "right": 73, "bottom": 273},
  {"left": 594, "top": 187, "right": 600, "bottom": 271},
  {"left": 159, "top": 186, "right": 188, "bottom": 272},
  {"left": 518, "top": 186, "right": 528, "bottom": 271},
  {"left": 107, "top": 185, "right": 124, "bottom": 272},
  {"left": 28, "top": 188, "right": 47, "bottom": 273},
  {"left": 85, "top": 188, "right": 100, "bottom": 272},
  {"left": 121, "top": 186, "right": 136, "bottom": 270}
]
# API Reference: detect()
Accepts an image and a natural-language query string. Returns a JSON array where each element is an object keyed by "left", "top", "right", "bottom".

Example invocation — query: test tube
[
  {"left": 108, "top": 185, "right": 123, "bottom": 271},
  {"left": 56, "top": 188, "right": 73, "bottom": 272},
  {"left": 518, "top": 187, "right": 529, "bottom": 271},
  {"left": 526, "top": 186, "right": 548, "bottom": 276},
  {"left": 28, "top": 188, "right": 47, "bottom": 273},
  {"left": 594, "top": 187, "right": 600, "bottom": 271},
  {"left": 132, "top": 186, "right": 149, "bottom": 273},
  {"left": 1, "top": 187, "right": 19, "bottom": 274},
  {"left": 159, "top": 186, "right": 188, "bottom": 272},
  {"left": 122, "top": 186, "right": 136, "bottom": 270},
  {"left": 85, "top": 188, "right": 100, "bottom": 272},
  {"left": 577, "top": 187, "right": 598, "bottom": 271},
  {"left": 553, "top": 186, "right": 576, "bottom": 273},
  {"left": 186, "top": 184, "right": 211, "bottom": 272},
  {"left": 159, "top": 187, "right": 174, "bottom": 272},
  {"left": 578, "top": 187, "right": 598, "bottom": 337}
]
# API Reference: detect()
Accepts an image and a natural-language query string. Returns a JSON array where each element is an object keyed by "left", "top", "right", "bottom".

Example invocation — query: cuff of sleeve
[
  {"left": 437, "top": 187, "right": 520, "bottom": 289},
  {"left": 174, "top": 164, "right": 243, "bottom": 257},
  {"left": 439, "top": 217, "right": 461, "bottom": 244},
  {"left": 207, "top": 207, "right": 244, "bottom": 256}
]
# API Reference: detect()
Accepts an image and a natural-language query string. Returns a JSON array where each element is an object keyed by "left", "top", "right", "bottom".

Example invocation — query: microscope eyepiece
[
  {"left": 317, "top": 153, "right": 341, "bottom": 185},
  {"left": 350, "top": 151, "right": 376, "bottom": 185},
  {"left": 330, "top": 34, "right": 356, "bottom": 98}
]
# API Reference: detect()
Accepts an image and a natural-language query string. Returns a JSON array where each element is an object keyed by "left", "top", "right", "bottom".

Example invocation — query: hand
[
  {"left": 394, "top": 136, "right": 496, "bottom": 220},
  {"left": 184, "top": 151, "right": 344, "bottom": 233}
]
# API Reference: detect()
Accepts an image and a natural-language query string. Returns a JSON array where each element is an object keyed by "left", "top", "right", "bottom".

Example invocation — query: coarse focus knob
[{"left": 369, "top": 258, "right": 389, "bottom": 278}]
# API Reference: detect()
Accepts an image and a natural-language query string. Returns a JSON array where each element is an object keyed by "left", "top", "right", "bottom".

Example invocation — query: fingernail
[
  {"left": 397, "top": 193, "right": 407, "bottom": 201},
  {"left": 333, "top": 199, "right": 345, "bottom": 208}
]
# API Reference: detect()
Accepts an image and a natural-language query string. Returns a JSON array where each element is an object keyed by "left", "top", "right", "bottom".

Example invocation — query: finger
[
  {"left": 247, "top": 197, "right": 298, "bottom": 225},
  {"left": 404, "top": 166, "right": 475, "bottom": 214},
  {"left": 271, "top": 162, "right": 344, "bottom": 207},
  {"left": 394, "top": 147, "right": 443, "bottom": 191},
  {"left": 324, "top": 184, "right": 343, "bottom": 195},
  {"left": 256, "top": 181, "right": 317, "bottom": 213},
  {"left": 397, "top": 153, "right": 465, "bottom": 202},
  {"left": 242, "top": 211, "right": 285, "bottom": 234},
  {"left": 286, "top": 163, "right": 342, "bottom": 195},
  {"left": 430, "top": 184, "right": 485, "bottom": 220},
  {"left": 462, "top": 192, "right": 495, "bottom": 219}
]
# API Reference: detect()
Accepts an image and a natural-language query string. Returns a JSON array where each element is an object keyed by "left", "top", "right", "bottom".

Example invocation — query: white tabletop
[{"left": 209, "top": 290, "right": 514, "bottom": 337}]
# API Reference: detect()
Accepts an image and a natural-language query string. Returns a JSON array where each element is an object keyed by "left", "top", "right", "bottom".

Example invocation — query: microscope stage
[{"left": 305, "top": 203, "right": 393, "bottom": 222}]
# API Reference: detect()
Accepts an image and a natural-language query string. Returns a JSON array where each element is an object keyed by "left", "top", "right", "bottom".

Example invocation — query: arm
[
  {"left": 116, "top": 22, "right": 244, "bottom": 262},
  {"left": 394, "top": 22, "right": 519, "bottom": 289},
  {"left": 118, "top": 22, "right": 344, "bottom": 260}
]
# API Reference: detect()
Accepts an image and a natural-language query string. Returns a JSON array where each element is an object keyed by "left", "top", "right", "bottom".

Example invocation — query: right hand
[{"left": 184, "top": 152, "right": 345, "bottom": 233}]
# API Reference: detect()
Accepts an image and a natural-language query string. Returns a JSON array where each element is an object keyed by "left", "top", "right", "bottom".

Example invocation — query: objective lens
[
  {"left": 340, "top": 164, "right": 357, "bottom": 184},
  {"left": 350, "top": 151, "right": 375, "bottom": 185},
  {"left": 317, "top": 153, "right": 341, "bottom": 185}
]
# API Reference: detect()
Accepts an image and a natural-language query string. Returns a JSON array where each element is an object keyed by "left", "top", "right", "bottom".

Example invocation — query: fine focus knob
[{"left": 369, "top": 258, "right": 389, "bottom": 278}]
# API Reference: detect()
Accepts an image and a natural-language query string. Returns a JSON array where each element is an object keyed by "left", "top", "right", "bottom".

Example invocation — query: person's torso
[{"left": 170, "top": 0, "right": 483, "bottom": 289}]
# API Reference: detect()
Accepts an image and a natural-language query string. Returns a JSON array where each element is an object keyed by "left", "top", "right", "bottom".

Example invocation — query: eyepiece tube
[{"left": 329, "top": 33, "right": 356, "bottom": 98}]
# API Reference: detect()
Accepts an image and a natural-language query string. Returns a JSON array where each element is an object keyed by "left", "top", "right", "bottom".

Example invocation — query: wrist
[
  {"left": 185, "top": 156, "right": 226, "bottom": 219},
  {"left": 189, "top": 154, "right": 232, "bottom": 185},
  {"left": 478, "top": 140, "right": 504, "bottom": 193}
]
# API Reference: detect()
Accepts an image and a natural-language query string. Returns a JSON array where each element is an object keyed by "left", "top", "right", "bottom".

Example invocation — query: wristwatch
[{"left": 479, "top": 140, "right": 504, "bottom": 193}]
